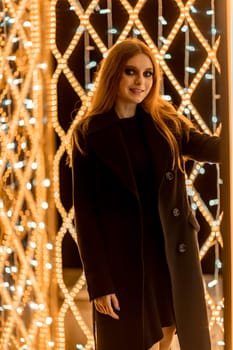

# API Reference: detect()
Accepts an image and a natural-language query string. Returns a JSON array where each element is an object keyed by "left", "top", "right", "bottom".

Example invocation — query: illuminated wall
[
  {"left": 0, "top": 0, "right": 226, "bottom": 349},
  {"left": 0, "top": 0, "right": 55, "bottom": 349},
  {"left": 225, "top": 0, "right": 233, "bottom": 347},
  {"left": 51, "top": 1, "right": 223, "bottom": 349}
]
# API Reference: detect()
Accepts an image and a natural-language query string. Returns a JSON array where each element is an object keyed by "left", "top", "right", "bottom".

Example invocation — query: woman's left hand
[{"left": 94, "top": 293, "right": 120, "bottom": 320}]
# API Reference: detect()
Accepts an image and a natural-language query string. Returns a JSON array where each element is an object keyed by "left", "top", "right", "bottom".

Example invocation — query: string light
[
  {"left": 0, "top": 0, "right": 208, "bottom": 349},
  {"left": 0, "top": 0, "right": 54, "bottom": 349},
  {"left": 50, "top": 0, "right": 222, "bottom": 349}
]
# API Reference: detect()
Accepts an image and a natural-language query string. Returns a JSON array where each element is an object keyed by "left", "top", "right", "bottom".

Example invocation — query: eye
[
  {"left": 143, "top": 70, "right": 153, "bottom": 78},
  {"left": 124, "top": 68, "right": 135, "bottom": 76}
]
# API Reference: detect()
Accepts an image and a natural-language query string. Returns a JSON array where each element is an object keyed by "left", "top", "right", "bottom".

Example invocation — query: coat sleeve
[
  {"left": 181, "top": 123, "right": 220, "bottom": 163},
  {"left": 72, "top": 131, "right": 115, "bottom": 301}
]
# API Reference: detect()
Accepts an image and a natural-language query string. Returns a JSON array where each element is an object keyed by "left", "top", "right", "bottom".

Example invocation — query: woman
[{"left": 72, "top": 38, "right": 220, "bottom": 350}]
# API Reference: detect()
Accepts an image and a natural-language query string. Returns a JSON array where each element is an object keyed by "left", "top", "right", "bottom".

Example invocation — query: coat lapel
[
  {"left": 140, "top": 108, "right": 172, "bottom": 186},
  {"left": 87, "top": 107, "right": 172, "bottom": 195},
  {"left": 87, "top": 110, "right": 138, "bottom": 195}
]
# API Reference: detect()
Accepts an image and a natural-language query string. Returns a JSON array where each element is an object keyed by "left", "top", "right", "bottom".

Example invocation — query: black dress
[{"left": 118, "top": 112, "right": 175, "bottom": 349}]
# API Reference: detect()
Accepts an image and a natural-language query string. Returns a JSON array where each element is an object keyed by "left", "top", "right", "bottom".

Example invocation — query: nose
[{"left": 135, "top": 73, "right": 144, "bottom": 85}]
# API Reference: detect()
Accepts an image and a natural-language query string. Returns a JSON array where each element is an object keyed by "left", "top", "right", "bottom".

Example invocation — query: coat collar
[{"left": 87, "top": 105, "right": 172, "bottom": 195}]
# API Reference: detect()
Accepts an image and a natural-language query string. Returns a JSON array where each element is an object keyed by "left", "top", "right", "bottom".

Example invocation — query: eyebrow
[{"left": 125, "top": 65, "right": 153, "bottom": 70}]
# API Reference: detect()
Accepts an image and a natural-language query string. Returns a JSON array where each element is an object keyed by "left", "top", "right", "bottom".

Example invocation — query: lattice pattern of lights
[
  {"left": 0, "top": 0, "right": 54, "bottom": 349},
  {"left": 50, "top": 1, "right": 223, "bottom": 349}
]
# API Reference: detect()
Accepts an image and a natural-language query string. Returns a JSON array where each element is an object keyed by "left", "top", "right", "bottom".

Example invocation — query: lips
[{"left": 130, "top": 88, "right": 144, "bottom": 93}]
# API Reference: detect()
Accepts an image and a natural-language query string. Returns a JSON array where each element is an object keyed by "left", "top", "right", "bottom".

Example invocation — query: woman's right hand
[{"left": 94, "top": 293, "right": 120, "bottom": 320}]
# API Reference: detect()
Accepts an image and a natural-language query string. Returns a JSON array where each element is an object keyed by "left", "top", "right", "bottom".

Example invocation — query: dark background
[{"left": 53, "top": 0, "right": 223, "bottom": 274}]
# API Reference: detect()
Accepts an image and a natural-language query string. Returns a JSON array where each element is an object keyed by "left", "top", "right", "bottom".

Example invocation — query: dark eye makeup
[
  {"left": 124, "top": 68, "right": 136, "bottom": 75},
  {"left": 143, "top": 70, "right": 153, "bottom": 77},
  {"left": 124, "top": 67, "right": 153, "bottom": 77}
]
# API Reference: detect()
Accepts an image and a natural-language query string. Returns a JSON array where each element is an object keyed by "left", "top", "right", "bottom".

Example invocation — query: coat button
[
  {"left": 177, "top": 243, "right": 187, "bottom": 253},
  {"left": 172, "top": 208, "right": 180, "bottom": 216},
  {"left": 165, "top": 171, "right": 174, "bottom": 181}
]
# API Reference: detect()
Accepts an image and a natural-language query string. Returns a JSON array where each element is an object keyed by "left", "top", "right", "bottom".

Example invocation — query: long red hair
[{"left": 74, "top": 38, "right": 189, "bottom": 170}]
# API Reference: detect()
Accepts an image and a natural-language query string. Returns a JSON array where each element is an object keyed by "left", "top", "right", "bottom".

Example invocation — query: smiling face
[{"left": 115, "top": 53, "right": 154, "bottom": 117}]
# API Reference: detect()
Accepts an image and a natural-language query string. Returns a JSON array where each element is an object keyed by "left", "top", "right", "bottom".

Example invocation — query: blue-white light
[
  {"left": 107, "top": 28, "right": 118, "bottom": 34},
  {"left": 181, "top": 25, "right": 188, "bottom": 32},
  {"left": 76, "top": 26, "right": 85, "bottom": 33},
  {"left": 158, "top": 16, "right": 167, "bottom": 25},
  {"left": 185, "top": 67, "right": 196, "bottom": 74},
  {"left": 186, "top": 45, "right": 195, "bottom": 52},
  {"left": 199, "top": 167, "right": 205, "bottom": 174},
  {"left": 86, "top": 61, "right": 97, "bottom": 69},
  {"left": 159, "top": 36, "right": 168, "bottom": 44},
  {"left": 205, "top": 73, "right": 213, "bottom": 80},
  {"left": 215, "top": 259, "right": 222, "bottom": 269},
  {"left": 209, "top": 199, "right": 219, "bottom": 206},
  {"left": 162, "top": 95, "right": 172, "bottom": 101},
  {"left": 164, "top": 53, "right": 172, "bottom": 59},
  {"left": 191, "top": 203, "right": 197, "bottom": 210},
  {"left": 208, "top": 279, "right": 217, "bottom": 288},
  {"left": 24, "top": 99, "right": 34, "bottom": 109},
  {"left": 190, "top": 6, "right": 198, "bottom": 14},
  {"left": 99, "top": 9, "right": 111, "bottom": 14},
  {"left": 133, "top": 28, "right": 141, "bottom": 35},
  {"left": 211, "top": 27, "right": 217, "bottom": 35},
  {"left": 3, "top": 99, "right": 12, "bottom": 106},
  {"left": 86, "top": 83, "right": 95, "bottom": 91}
]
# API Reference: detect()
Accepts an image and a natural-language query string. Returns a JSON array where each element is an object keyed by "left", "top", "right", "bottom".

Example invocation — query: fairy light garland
[
  {"left": 0, "top": 0, "right": 54, "bottom": 349},
  {"left": 49, "top": 0, "right": 223, "bottom": 349},
  {"left": 0, "top": 0, "right": 224, "bottom": 347},
  {"left": 181, "top": 1, "right": 223, "bottom": 339}
]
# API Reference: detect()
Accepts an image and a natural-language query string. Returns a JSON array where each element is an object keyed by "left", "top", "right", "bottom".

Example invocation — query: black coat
[{"left": 72, "top": 106, "right": 220, "bottom": 350}]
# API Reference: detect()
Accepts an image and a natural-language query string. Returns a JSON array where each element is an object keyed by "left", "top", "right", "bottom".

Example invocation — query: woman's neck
[{"left": 114, "top": 102, "right": 137, "bottom": 119}]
